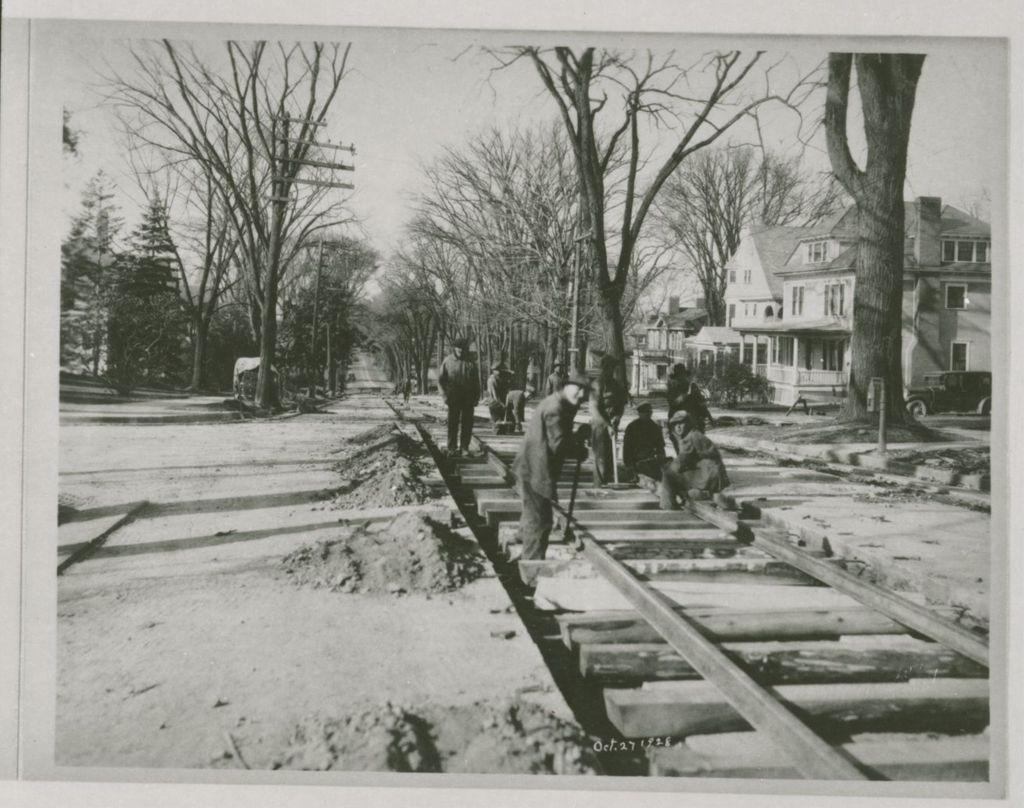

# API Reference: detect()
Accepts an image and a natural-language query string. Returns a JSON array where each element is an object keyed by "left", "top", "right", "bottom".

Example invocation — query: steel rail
[
  {"left": 471, "top": 432, "right": 867, "bottom": 781},
  {"left": 686, "top": 501, "right": 989, "bottom": 668}
]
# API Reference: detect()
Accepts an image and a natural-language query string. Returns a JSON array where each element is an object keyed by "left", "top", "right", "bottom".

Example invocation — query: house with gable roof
[
  {"left": 725, "top": 197, "right": 992, "bottom": 406},
  {"left": 627, "top": 296, "right": 708, "bottom": 394}
]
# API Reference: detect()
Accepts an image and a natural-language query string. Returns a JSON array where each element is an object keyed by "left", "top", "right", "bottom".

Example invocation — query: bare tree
[
  {"left": 105, "top": 40, "right": 354, "bottom": 407},
  {"left": 491, "top": 48, "right": 817, "bottom": 380},
  {"left": 825, "top": 53, "right": 925, "bottom": 422},
  {"left": 656, "top": 145, "right": 844, "bottom": 325}
]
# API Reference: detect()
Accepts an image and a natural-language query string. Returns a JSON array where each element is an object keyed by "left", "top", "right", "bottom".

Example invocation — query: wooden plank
[
  {"left": 532, "top": 577, "right": 859, "bottom": 613},
  {"left": 687, "top": 501, "right": 990, "bottom": 668},
  {"left": 648, "top": 731, "right": 989, "bottom": 781},
  {"left": 518, "top": 557, "right": 817, "bottom": 587},
  {"left": 605, "top": 678, "right": 989, "bottom": 739},
  {"left": 479, "top": 434, "right": 864, "bottom": 778},
  {"left": 579, "top": 638, "right": 989, "bottom": 685},
  {"left": 557, "top": 607, "right": 911, "bottom": 648}
]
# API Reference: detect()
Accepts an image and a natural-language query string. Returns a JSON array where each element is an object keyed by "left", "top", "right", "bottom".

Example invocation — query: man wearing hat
[
  {"left": 438, "top": 337, "right": 480, "bottom": 456},
  {"left": 486, "top": 361, "right": 511, "bottom": 426},
  {"left": 511, "top": 372, "right": 591, "bottom": 561},
  {"left": 544, "top": 362, "right": 566, "bottom": 396},
  {"left": 622, "top": 402, "right": 667, "bottom": 487},
  {"left": 660, "top": 408, "right": 730, "bottom": 509},
  {"left": 503, "top": 385, "right": 532, "bottom": 434},
  {"left": 666, "top": 363, "right": 713, "bottom": 452}
]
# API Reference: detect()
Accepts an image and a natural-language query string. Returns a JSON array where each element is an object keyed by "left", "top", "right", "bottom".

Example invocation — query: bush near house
[{"left": 693, "top": 355, "right": 773, "bottom": 408}]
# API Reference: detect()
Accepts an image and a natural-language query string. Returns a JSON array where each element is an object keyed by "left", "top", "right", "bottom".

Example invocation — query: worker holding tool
[
  {"left": 511, "top": 373, "right": 591, "bottom": 561},
  {"left": 503, "top": 385, "right": 532, "bottom": 434},
  {"left": 589, "top": 354, "right": 628, "bottom": 487},
  {"left": 659, "top": 409, "right": 731, "bottom": 510},
  {"left": 666, "top": 363, "right": 713, "bottom": 452},
  {"left": 622, "top": 402, "right": 667, "bottom": 491}
]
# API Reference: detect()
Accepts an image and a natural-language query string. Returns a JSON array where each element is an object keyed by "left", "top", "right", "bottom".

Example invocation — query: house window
[
  {"left": 728, "top": 304, "right": 735, "bottom": 326},
  {"left": 790, "top": 285, "right": 804, "bottom": 316},
  {"left": 941, "top": 239, "right": 990, "bottom": 264},
  {"left": 950, "top": 341, "right": 969, "bottom": 372},
  {"left": 778, "top": 336, "right": 794, "bottom": 366},
  {"left": 945, "top": 284, "right": 967, "bottom": 310},
  {"left": 823, "top": 341, "right": 844, "bottom": 371},
  {"left": 752, "top": 303, "right": 758, "bottom": 317},
  {"left": 824, "top": 282, "right": 846, "bottom": 316},
  {"left": 806, "top": 240, "right": 829, "bottom": 263},
  {"left": 728, "top": 270, "right": 737, "bottom": 284},
  {"left": 764, "top": 305, "right": 773, "bottom": 319},
  {"left": 656, "top": 364, "right": 667, "bottom": 380},
  {"left": 743, "top": 270, "right": 752, "bottom": 284},
  {"left": 743, "top": 303, "right": 749, "bottom": 317}
]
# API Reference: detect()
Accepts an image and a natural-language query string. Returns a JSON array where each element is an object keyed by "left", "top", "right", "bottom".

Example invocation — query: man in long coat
[
  {"left": 438, "top": 338, "right": 480, "bottom": 456},
  {"left": 590, "top": 354, "right": 628, "bottom": 486},
  {"left": 511, "top": 373, "right": 590, "bottom": 561}
]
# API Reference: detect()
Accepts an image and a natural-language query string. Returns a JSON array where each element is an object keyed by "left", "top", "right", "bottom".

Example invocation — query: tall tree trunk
[
  {"left": 189, "top": 314, "right": 209, "bottom": 391},
  {"left": 825, "top": 53, "right": 924, "bottom": 423}
]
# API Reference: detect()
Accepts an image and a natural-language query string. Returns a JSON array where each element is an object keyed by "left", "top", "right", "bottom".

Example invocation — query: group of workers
[{"left": 434, "top": 338, "right": 731, "bottom": 561}]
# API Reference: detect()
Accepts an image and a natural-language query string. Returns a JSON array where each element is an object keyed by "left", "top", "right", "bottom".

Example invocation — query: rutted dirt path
[{"left": 57, "top": 395, "right": 577, "bottom": 772}]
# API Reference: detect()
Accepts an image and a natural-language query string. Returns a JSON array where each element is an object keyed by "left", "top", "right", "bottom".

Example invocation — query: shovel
[{"left": 606, "top": 422, "right": 633, "bottom": 491}]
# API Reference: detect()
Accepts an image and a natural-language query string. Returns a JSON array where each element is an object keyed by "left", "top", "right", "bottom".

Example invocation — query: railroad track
[{"left": 389, "top": 396, "right": 991, "bottom": 781}]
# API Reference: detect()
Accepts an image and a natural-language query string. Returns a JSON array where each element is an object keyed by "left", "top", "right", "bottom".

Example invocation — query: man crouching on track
[
  {"left": 659, "top": 409, "right": 731, "bottom": 510},
  {"left": 511, "top": 372, "right": 592, "bottom": 561}
]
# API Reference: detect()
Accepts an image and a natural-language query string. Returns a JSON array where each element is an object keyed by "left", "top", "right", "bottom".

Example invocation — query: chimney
[
  {"left": 914, "top": 196, "right": 942, "bottom": 267},
  {"left": 668, "top": 296, "right": 680, "bottom": 315}
]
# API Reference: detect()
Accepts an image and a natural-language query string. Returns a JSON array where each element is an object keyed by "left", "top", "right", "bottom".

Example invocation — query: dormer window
[
  {"left": 942, "top": 239, "right": 990, "bottom": 263},
  {"left": 806, "top": 240, "right": 830, "bottom": 263}
]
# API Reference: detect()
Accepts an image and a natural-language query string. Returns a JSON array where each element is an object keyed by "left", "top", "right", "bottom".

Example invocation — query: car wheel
[
  {"left": 906, "top": 399, "right": 928, "bottom": 419},
  {"left": 979, "top": 397, "right": 991, "bottom": 416}
]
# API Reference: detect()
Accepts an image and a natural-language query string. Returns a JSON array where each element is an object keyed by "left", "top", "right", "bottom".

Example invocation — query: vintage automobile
[{"left": 904, "top": 371, "right": 992, "bottom": 418}]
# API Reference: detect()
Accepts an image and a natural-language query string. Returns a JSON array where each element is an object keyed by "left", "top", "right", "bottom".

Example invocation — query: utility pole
[
  {"left": 310, "top": 238, "right": 325, "bottom": 393},
  {"left": 254, "top": 114, "right": 356, "bottom": 410}
]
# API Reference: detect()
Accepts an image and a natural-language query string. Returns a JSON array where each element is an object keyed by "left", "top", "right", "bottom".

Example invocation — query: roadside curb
[{"left": 713, "top": 432, "right": 990, "bottom": 492}]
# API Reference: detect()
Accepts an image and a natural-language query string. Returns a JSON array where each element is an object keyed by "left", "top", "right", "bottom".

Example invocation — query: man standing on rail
[
  {"left": 544, "top": 362, "right": 566, "bottom": 396},
  {"left": 622, "top": 402, "right": 667, "bottom": 488},
  {"left": 590, "top": 354, "right": 628, "bottom": 486},
  {"left": 659, "top": 409, "right": 730, "bottom": 509},
  {"left": 511, "top": 372, "right": 591, "bottom": 561},
  {"left": 438, "top": 337, "right": 480, "bottom": 457}
]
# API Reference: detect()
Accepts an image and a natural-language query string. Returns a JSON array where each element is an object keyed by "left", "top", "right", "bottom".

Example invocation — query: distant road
[{"left": 348, "top": 350, "right": 391, "bottom": 393}]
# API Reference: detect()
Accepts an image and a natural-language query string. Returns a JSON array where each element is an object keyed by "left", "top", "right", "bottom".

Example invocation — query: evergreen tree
[
  {"left": 116, "top": 195, "right": 179, "bottom": 297},
  {"left": 60, "top": 170, "right": 122, "bottom": 374}
]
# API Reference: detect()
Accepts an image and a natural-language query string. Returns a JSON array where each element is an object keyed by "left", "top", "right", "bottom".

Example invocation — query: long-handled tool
[
  {"left": 606, "top": 421, "right": 633, "bottom": 490},
  {"left": 562, "top": 452, "right": 586, "bottom": 552}
]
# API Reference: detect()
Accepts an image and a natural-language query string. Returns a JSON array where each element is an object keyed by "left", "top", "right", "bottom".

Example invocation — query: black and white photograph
[{"left": 1, "top": 2, "right": 1021, "bottom": 806}]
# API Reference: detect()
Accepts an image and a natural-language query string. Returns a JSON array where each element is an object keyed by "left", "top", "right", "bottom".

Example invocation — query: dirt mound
[
  {"left": 886, "top": 446, "right": 990, "bottom": 475},
  {"left": 331, "top": 428, "right": 437, "bottom": 510},
  {"left": 280, "top": 512, "right": 484, "bottom": 595},
  {"left": 272, "top": 700, "right": 600, "bottom": 774},
  {"left": 275, "top": 704, "right": 439, "bottom": 772},
  {"left": 442, "top": 701, "right": 600, "bottom": 775}
]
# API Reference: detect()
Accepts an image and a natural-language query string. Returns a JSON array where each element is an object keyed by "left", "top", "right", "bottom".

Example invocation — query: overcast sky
[{"left": 57, "top": 23, "right": 1005, "bottom": 273}]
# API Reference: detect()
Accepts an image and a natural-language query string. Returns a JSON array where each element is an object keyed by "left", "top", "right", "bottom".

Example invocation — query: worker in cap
[
  {"left": 486, "top": 360, "right": 511, "bottom": 426},
  {"left": 659, "top": 408, "right": 730, "bottom": 509},
  {"left": 589, "top": 354, "right": 628, "bottom": 487},
  {"left": 438, "top": 337, "right": 480, "bottom": 456},
  {"left": 544, "top": 361, "right": 567, "bottom": 396},
  {"left": 622, "top": 401, "right": 667, "bottom": 488},
  {"left": 511, "top": 371, "right": 591, "bottom": 561},
  {"left": 666, "top": 363, "right": 713, "bottom": 453}
]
